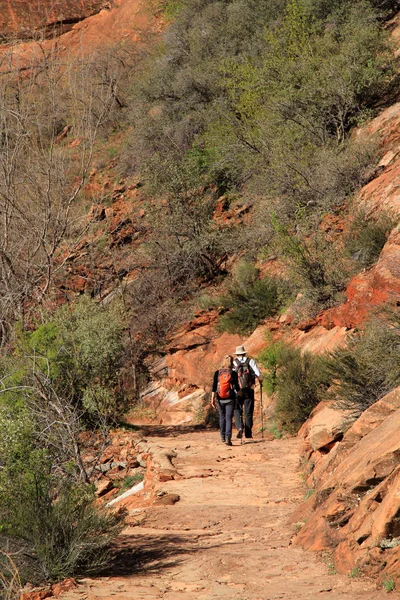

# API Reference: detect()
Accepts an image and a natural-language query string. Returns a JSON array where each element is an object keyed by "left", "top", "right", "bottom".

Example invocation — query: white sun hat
[{"left": 234, "top": 345, "right": 246, "bottom": 355}]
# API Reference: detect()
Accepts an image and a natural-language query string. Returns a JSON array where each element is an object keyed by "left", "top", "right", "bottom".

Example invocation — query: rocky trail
[{"left": 57, "top": 429, "right": 397, "bottom": 600}]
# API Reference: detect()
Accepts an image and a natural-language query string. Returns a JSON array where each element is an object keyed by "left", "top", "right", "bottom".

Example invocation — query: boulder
[
  {"left": 298, "top": 402, "right": 355, "bottom": 455},
  {"left": 95, "top": 479, "right": 114, "bottom": 497}
]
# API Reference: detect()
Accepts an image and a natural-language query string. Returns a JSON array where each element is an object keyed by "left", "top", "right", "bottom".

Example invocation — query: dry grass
[{"left": 0, "top": 552, "right": 22, "bottom": 600}]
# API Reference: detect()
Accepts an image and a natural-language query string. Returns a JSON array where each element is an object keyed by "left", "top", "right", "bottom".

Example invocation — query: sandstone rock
[
  {"left": 95, "top": 479, "right": 114, "bottom": 497},
  {"left": 345, "top": 387, "right": 400, "bottom": 445},
  {"left": 51, "top": 579, "right": 77, "bottom": 596},
  {"left": 0, "top": 1, "right": 105, "bottom": 40},
  {"left": 21, "top": 589, "right": 52, "bottom": 600},
  {"left": 107, "top": 466, "right": 127, "bottom": 480},
  {"left": 279, "top": 310, "right": 294, "bottom": 325},
  {"left": 136, "top": 454, "right": 148, "bottom": 468},
  {"left": 154, "top": 493, "right": 180, "bottom": 505},
  {"left": 159, "top": 472, "right": 175, "bottom": 482},
  {"left": 306, "top": 387, "right": 400, "bottom": 488},
  {"left": 299, "top": 402, "right": 355, "bottom": 454},
  {"left": 127, "top": 466, "right": 145, "bottom": 478},
  {"left": 294, "top": 390, "right": 400, "bottom": 577},
  {"left": 289, "top": 325, "right": 349, "bottom": 354}
]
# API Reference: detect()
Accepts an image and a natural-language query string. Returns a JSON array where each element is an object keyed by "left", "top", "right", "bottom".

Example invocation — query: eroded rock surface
[
  {"left": 0, "top": 1, "right": 107, "bottom": 40},
  {"left": 54, "top": 429, "right": 391, "bottom": 600},
  {"left": 293, "top": 387, "right": 400, "bottom": 578}
]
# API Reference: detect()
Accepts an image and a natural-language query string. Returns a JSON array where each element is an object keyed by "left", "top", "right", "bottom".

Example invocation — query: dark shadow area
[
  {"left": 373, "top": 71, "right": 400, "bottom": 110},
  {"left": 102, "top": 532, "right": 211, "bottom": 577},
  {"left": 133, "top": 423, "right": 213, "bottom": 438},
  {"left": 116, "top": 421, "right": 141, "bottom": 432}
]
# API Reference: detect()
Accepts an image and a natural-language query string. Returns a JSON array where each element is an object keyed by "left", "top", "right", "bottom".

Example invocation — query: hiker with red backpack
[
  {"left": 211, "top": 355, "right": 240, "bottom": 446},
  {"left": 233, "top": 345, "right": 263, "bottom": 440}
]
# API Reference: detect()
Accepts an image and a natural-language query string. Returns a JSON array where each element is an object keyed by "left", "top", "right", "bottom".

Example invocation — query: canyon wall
[{"left": 0, "top": 0, "right": 108, "bottom": 40}]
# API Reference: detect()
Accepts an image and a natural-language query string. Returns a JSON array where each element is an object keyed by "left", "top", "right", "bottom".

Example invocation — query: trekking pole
[{"left": 260, "top": 381, "right": 264, "bottom": 439}]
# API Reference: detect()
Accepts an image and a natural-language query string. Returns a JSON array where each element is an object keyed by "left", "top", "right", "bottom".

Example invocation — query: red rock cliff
[{"left": 0, "top": 0, "right": 107, "bottom": 39}]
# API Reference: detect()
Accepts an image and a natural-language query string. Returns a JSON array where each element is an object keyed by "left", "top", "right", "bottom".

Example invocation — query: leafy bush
[
  {"left": 323, "top": 311, "right": 400, "bottom": 413},
  {"left": 8, "top": 296, "right": 125, "bottom": 422},
  {"left": 0, "top": 408, "right": 125, "bottom": 583},
  {"left": 345, "top": 210, "right": 396, "bottom": 268},
  {"left": 130, "top": 0, "right": 392, "bottom": 216},
  {"left": 217, "top": 261, "right": 286, "bottom": 334},
  {"left": 259, "top": 341, "right": 329, "bottom": 433},
  {"left": 272, "top": 217, "right": 351, "bottom": 317},
  {"left": 0, "top": 296, "right": 127, "bottom": 584},
  {"left": 207, "top": 0, "right": 392, "bottom": 204},
  {"left": 258, "top": 309, "right": 400, "bottom": 431}
]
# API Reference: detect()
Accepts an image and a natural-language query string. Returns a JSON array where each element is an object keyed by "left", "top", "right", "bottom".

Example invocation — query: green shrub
[
  {"left": 272, "top": 217, "right": 351, "bottom": 317},
  {"left": 259, "top": 342, "right": 329, "bottom": 433},
  {"left": 0, "top": 296, "right": 127, "bottom": 584},
  {"left": 0, "top": 409, "right": 125, "bottom": 583},
  {"left": 217, "top": 261, "right": 286, "bottom": 335},
  {"left": 258, "top": 340, "right": 287, "bottom": 395},
  {"left": 129, "top": 0, "right": 392, "bottom": 205},
  {"left": 7, "top": 296, "right": 125, "bottom": 422},
  {"left": 383, "top": 577, "right": 396, "bottom": 592},
  {"left": 118, "top": 473, "right": 144, "bottom": 491},
  {"left": 323, "top": 311, "right": 400, "bottom": 413},
  {"left": 346, "top": 210, "right": 396, "bottom": 268}
]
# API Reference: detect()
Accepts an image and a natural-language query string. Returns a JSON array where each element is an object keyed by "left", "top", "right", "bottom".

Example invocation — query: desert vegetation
[
  {"left": 0, "top": 297, "right": 126, "bottom": 583},
  {"left": 259, "top": 307, "right": 400, "bottom": 433},
  {"left": 0, "top": 0, "right": 398, "bottom": 586},
  {"left": 123, "top": 0, "right": 395, "bottom": 330}
]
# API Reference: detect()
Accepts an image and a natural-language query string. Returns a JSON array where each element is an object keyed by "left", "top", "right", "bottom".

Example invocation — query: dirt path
[{"left": 61, "top": 430, "right": 396, "bottom": 600}]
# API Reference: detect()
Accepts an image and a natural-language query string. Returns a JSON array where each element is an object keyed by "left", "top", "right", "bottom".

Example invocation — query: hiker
[
  {"left": 233, "top": 345, "right": 263, "bottom": 440},
  {"left": 211, "top": 355, "right": 239, "bottom": 446}
]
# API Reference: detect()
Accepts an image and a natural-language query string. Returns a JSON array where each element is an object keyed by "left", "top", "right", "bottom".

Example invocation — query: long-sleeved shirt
[{"left": 233, "top": 355, "right": 263, "bottom": 381}]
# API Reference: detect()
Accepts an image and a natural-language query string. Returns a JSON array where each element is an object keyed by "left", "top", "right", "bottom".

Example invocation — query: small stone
[
  {"left": 95, "top": 479, "right": 114, "bottom": 497},
  {"left": 154, "top": 493, "right": 180, "bottom": 506}
]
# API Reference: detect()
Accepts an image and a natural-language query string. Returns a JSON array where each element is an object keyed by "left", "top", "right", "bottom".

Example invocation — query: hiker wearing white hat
[{"left": 233, "top": 345, "right": 263, "bottom": 440}]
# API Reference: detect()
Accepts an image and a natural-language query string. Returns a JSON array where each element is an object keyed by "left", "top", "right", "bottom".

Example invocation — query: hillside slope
[{"left": 3, "top": 0, "right": 400, "bottom": 587}]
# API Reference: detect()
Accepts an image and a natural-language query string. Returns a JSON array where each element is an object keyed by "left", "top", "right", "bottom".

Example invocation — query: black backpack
[{"left": 234, "top": 357, "right": 255, "bottom": 389}]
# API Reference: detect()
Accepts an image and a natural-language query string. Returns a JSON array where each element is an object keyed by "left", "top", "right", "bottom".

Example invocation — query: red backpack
[{"left": 217, "top": 368, "right": 233, "bottom": 399}]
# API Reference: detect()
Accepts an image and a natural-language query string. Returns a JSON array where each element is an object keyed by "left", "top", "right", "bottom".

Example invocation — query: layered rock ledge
[{"left": 293, "top": 387, "right": 400, "bottom": 578}]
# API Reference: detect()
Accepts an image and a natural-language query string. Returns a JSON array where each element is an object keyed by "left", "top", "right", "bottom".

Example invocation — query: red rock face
[
  {"left": 320, "top": 226, "right": 400, "bottom": 329},
  {"left": 293, "top": 388, "right": 400, "bottom": 577},
  {"left": 0, "top": 1, "right": 107, "bottom": 39}
]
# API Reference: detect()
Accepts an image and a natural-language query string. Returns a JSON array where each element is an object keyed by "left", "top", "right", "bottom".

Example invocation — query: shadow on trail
[
  {"left": 132, "top": 423, "right": 212, "bottom": 438},
  {"left": 103, "top": 532, "right": 211, "bottom": 576}
]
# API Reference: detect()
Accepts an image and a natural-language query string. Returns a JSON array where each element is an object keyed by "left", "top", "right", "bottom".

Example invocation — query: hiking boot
[
  {"left": 236, "top": 429, "right": 243, "bottom": 439},
  {"left": 225, "top": 438, "right": 232, "bottom": 446},
  {"left": 220, "top": 435, "right": 226, "bottom": 443}
]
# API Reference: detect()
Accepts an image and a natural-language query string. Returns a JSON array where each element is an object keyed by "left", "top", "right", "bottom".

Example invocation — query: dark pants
[
  {"left": 234, "top": 388, "right": 254, "bottom": 438},
  {"left": 217, "top": 400, "right": 235, "bottom": 440}
]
